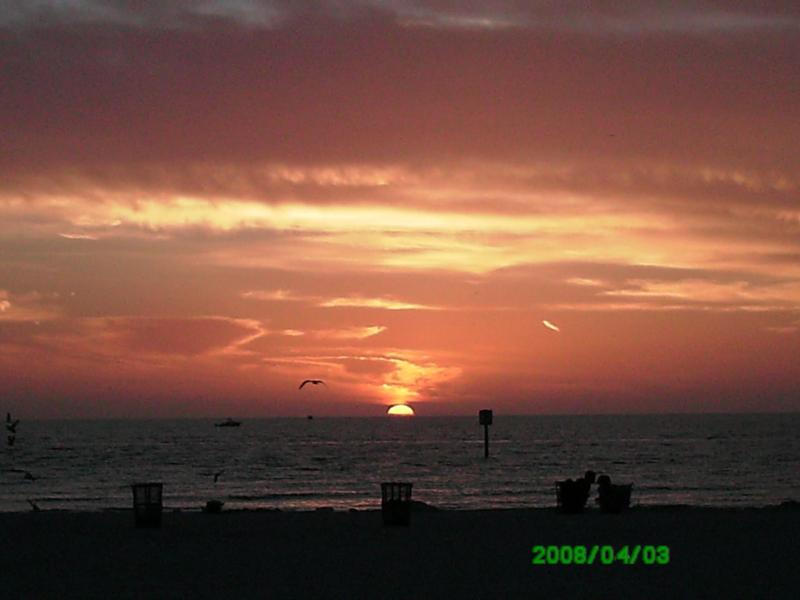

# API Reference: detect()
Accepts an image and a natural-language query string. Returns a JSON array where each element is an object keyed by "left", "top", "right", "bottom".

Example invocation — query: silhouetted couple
[{"left": 557, "top": 470, "right": 633, "bottom": 513}]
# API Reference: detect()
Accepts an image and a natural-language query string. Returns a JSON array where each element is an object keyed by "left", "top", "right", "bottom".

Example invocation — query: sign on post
[{"left": 479, "top": 409, "right": 493, "bottom": 457}]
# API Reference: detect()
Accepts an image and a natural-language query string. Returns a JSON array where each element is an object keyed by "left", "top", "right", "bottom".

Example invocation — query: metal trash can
[
  {"left": 381, "top": 482, "right": 412, "bottom": 526},
  {"left": 131, "top": 482, "right": 163, "bottom": 528}
]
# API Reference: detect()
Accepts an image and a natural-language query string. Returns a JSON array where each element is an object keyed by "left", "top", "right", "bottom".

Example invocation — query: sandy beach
[{"left": 2, "top": 506, "right": 798, "bottom": 599}]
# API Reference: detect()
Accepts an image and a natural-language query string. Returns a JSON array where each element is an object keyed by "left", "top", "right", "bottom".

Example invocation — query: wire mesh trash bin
[
  {"left": 381, "top": 482, "right": 413, "bottom": 526},
  {"left": 131, "top": 482, "right": 163, "bottom": 528}
]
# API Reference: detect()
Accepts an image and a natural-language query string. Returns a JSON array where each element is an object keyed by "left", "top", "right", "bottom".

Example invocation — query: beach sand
[{"left": 1, "top": 506, "right": 798, "bottom": 599}]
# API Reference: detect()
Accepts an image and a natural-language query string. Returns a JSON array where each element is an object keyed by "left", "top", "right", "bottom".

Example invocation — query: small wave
[
  {"left": 32, "top": 496, "right": 110, "bottom": 502},
  {"left": 228, "top": 491, "right": 362, "bottom": 501}
]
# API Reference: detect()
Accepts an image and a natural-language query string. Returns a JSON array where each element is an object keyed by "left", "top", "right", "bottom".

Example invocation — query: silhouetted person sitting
[
  {"left": 556, "top": 470, "right": 596, "bottom": 513},
  {"left": 578, "top": 470, "right": 596, "bottom": 496},
  {"left": 596, "top": 474, "right": 632, "bottom": 513}
]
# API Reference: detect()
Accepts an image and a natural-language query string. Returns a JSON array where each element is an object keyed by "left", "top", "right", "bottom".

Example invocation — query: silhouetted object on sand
[
  {"left": 6, "top": 435, "right": 14, "bottom": 447},
  {"left": 6, "top": 412, "right": 20, "bottom": 433},
  {"left": 131, "top": 482, "right": 163, "bottom": 528},
  {"left": 299, "top": 379, "right": 326, "bottom": 390},
  {"left": 381, "top": 482, "right": 413, "bottom": 526},
  {"left": 23, "top": 470, "right": 37, "bottom": 481},
  {"left": 215, "top": 418, "right": 241, "bottom": 428},
  {"left": 204, "top": 500, "right": 224, "bottom": 514},
  {"left": 556, "top": 470, "right": 596, "bottom": 513},
  {"left": 213, "top": 470, "right": 224, "bottom": 483},
  {"left": 307, "top": 415, "right": 313, "bottom": 420},
  {"left": 596, "top": 475, "right": 632, "bottom": 513},
  {"left": 27, "top": 499, "right": 40, "bottom": 512}
]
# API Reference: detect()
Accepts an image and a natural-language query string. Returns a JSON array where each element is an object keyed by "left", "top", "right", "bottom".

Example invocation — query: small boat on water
[{"left": 215, "top": 418, "right": 242, "bottom": 428}]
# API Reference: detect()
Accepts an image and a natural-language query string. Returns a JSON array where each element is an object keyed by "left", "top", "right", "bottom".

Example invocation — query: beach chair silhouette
[{"left": 597, "top": 481, "right": 632, "bottom": 513}]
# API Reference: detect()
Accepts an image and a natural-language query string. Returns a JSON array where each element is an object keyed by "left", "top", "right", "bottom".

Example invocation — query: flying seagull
[
  {"left": 6, "top": 412, "right": 20, "bottom": 433},
  {"left": 213, "top": 470, "right": 224, "bottom": 483},
  {"left": 542, "top": 320, "right": 561, "bottom": 332},
  {"left": 299, "top": 379, "right": 326, "bottom": 390}
]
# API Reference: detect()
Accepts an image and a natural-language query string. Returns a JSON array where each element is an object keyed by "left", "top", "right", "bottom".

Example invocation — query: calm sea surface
[{"left": 1, "top": 414, "right": 798, "bottom": 512}]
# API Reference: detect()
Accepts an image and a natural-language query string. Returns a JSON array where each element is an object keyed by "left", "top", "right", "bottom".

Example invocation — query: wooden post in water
[{"left": 479, "top": 409, "right": 493, "bottom": 458}]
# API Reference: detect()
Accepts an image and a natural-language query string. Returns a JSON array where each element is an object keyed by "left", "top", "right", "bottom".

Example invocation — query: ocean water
[{"left": 1, "top": 414, "right": 798, "bottom": 512}]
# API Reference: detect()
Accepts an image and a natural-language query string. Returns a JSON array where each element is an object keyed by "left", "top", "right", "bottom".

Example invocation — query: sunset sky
[{"left": 2, "top": 1, "right": 799, "bottom": 418}]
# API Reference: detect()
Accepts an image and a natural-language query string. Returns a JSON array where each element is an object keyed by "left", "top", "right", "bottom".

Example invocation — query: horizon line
[{"left": 15, "top": 410, "right": 800, "bottom": 422}]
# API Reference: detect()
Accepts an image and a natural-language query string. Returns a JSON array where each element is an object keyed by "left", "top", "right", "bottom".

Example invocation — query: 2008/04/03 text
[{"left": 531, "top": 545, "right": 670, "bottom": 566}]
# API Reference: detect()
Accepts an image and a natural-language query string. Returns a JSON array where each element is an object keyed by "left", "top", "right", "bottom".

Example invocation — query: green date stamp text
[{"left": 531, "top": 545, "right": 670, "bottom": 566}]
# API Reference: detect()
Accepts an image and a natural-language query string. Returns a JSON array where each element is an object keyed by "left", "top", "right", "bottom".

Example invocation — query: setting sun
[{"left": 386, "top": 404, "right": 415, "bottom": 417}]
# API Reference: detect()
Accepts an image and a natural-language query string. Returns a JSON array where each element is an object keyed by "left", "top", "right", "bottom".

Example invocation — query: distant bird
[
  {"left": 213, "top": 470, "right": 224, "bottom": 483},
  {"left": 6, "top": 435, "right": 14, "bottom": 447},
  {"left": 299, "top": 379, "right": 326, "bottom": 390},
  {"left": 6, "top": 412, "right": 19, "bottom": 433},
  {"left": 27, "top": 499, "right": 40, "bottom": 512},
  {"left": 542, "top": 320, "right": 561, "bottom": 332}
]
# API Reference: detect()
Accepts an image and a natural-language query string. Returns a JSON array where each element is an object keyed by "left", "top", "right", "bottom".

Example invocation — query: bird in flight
[
  {"left": 213, "top": 470, "right": 224, "bottom": 483},
  {"left": 299, "top": 379, "right": 326, "bottom": 390},
  {"left": 542, "top": 320, "right": 561, "bottom": 332},
  {"left": 6, "top": 412, "right": 20, "bottom": 433}
]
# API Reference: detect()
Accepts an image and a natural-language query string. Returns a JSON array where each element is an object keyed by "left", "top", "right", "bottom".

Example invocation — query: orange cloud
[
  {"left": 0, "top": 290, "right": 62, "bottom": 323},
  {"left": 1, "top": 10, "right": 799, "bottom": 416}
]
